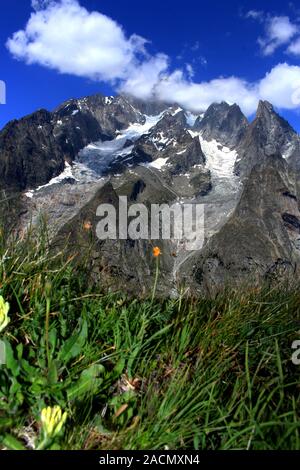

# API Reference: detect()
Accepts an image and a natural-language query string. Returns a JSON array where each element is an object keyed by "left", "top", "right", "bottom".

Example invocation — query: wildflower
[
  {"left": 41, "top": 406, "right": 67, "bottom": 439},
  {"left": 83, "top": 221, "right": 92, "bottom": 231},
  {"left": 0, "top": 296, "right": 10, "bottom": 333},
  {"left": 151, "top": 247, "right": 161, "bottom": 302},
  {"left": 152, "top": 246, "right": 161, "bottom": 258}
]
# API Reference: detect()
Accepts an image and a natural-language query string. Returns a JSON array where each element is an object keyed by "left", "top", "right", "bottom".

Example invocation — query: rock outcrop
[
  {"left": 235, "top": 100, "right": 300, "bottom": 177},
  {"left": 182, "top": 155, "right": 300, "bottom": 293},
  {"left": 194, "top": 102, "right": 248, "bottom": 148}
]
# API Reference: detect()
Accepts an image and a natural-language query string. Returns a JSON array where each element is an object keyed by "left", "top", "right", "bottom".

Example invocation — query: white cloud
[
  {"left": 120, "top": 54, "right": 169, "bottom": 100},
  {"left": 257, "top": 15, "right": 298, "bottom": 55},
  {"left": 246, "top": 11, "right": 300, "bottom": 59},
  {"left": 7, "top": 0, "right": 153, "bottom": 83},
  {"left": 0, "top": 80, "right": 6, "bottom": 104},
  {"left": 259, "top": 63, "right": 300, "bottom": 108},
  {"left": 153, "top": 70, "right": 258, "bottom": 116},
  {"left": 245, "top": 10, "right": 264, "bottom": 22},
  {"left": 154, "top": 63, "right": 300, "bottom": 115},
  {"left": 31, "top": 0, "right": 53, "bottom": 11},
  {"left": 185, "top": 64, "right": 195, "bottom": 79},
  {"left": 6, "top": 1, "right": 300, "bottom": 116},
  {"left": 287, "top": 37, "right": 300, "bottom": 55}
]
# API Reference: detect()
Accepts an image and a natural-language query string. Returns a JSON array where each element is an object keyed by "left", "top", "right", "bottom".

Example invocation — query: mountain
[
  {"left": 181, "top": 155, "right": 300, "bottom": 293},
  {"left": 107, "top": 108, "right": 207, "bottom": 176},
  {"left": 0, "top": 109, "right": 66, "bottom": 191},
  {"left": 0, "top": 94, "right": 144, "bottom": 191},
  {"left": 194, "top": 101, "right": 249, "bottom": 148},
  {"left": 235, "top": 100, "right": 300, "bottom": 177},
  {"left": 1, "top": 93, "right": 300, "bottom": 296},
  {"left": 52, "top": 169, "right": 176, "bottom": 296}
]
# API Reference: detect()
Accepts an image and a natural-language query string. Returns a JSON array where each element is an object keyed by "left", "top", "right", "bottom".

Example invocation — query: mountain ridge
[{"left": 1, "top": 93, "right": 300, "bottom": 296}]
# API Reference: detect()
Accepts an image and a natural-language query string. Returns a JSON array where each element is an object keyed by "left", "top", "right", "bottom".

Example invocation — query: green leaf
[
  {"left": 110, "top": 389, "right": 135, "bottom": 407},
  {"left": 16, "top": 343, "right": 23, "bottom": 361},
  {"left": 81, "top": 363, "right": 105, "bottom": 379},
  {"left": 29, "top": 376, "right": 47, "bottom": 395},
  {"left": 3, "top": 340, "right": 20, "bottom": 377},
  {"left": 127, "top": 345, "right": 140, "bottom": 379},
  {"left": 67, "top": 364, "right": 105, "bottom": 401},
  {"left": 49, "top": 443, "right": 61, "bottom": 450},
  {"left": 21, "top": 358, "right": 38, "bottom": 378},
  {"left": 48, "top": 327, "right": 57, "bottom": 355},
  {"left": 58, "top": 319, "right": 88, "bottom": 364},
  {"left": 2, "top": 434, "right": 27, "bottom": 450},
  {"left": 0, "top": 417, "right": 13, "bottom": 431},
  {"left": 47, "top": 360, "right": 58, "bottom": 385},
  {"left": 112, "top": 357, "right": 125, "bottom": 378}
]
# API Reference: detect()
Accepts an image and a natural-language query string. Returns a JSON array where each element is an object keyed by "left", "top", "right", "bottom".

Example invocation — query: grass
[{"left": 0, "top": 223, "right": 299, "bottom": 450}]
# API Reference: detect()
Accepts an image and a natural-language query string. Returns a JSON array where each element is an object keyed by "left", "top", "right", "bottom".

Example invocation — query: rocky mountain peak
[
  {"left": 256, "top": 100, "right": 274, "bottom": 118},
  {"left": 194, "top": 101, "right": 248, "bottom": 148},
  {"left": 123, "top": 95, "right": 171, "bottom": 116},
  {"left": 254, "top": 100, "right": 295, "bottom": 138},
  {"left": 235, "top": 100, "right": 300, "bottom": 177}
]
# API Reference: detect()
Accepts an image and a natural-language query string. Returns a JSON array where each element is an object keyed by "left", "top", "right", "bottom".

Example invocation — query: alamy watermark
[
  {"left": 95, "top": 197, "right": 205, "bottom": 251},
  {"left": 291, "top": 339, "right": 300, "bottom": 365},
  {"left": 0, "top": 80, "right": 6, "bottom": 104}
]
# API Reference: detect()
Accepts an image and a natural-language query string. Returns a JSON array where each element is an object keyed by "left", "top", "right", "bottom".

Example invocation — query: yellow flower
[
  {"left": 0, "top": 296, "right": 10, "bottom": 333},
  {"left": 41, "top": 406, "right": 67, "bottom": 438},
  {"left": 152, "top": 246, "right": 161, "bottom": 258}
]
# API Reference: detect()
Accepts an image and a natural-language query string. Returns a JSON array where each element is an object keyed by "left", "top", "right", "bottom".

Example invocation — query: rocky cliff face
[
  {"left": 0, "top": 109, "right": 65, "bottom": 191},
  {"left": 194, "top": 102, "right": 249, "bottom": 148},
  {"left": 181, "top": 156, "right": 300, "bottom": 293},
  {"left": 0, "top": 94, "right": 145, "bottom": 191},
  {"left": 235, "top": 100, "right": 300, "bottom": 177},
  {"left": 52, "top": 170, "right": 176, "bottom": 296}
]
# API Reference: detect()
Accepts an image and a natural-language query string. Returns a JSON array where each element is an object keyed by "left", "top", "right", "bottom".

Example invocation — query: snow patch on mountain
[
  {"left": 71, "top": 162, "right": 100, "bottom": 183},
  {"left": 146, "top": 157, "right": 169, "bottom": 169},
  {"left": 281, "top": 140, "right": 299, "bottom": 160},
  {"left": 185, "top": 111, "right": 200, "bottom": 127},
  {"left": 150, "top": 132, "right": 177, "bottom": 149},
  {"left": 187, "top": 130, "right": 238, "bottom": 178},
  {"left": 171, "top": 107, "right": 183, "bottom": 116},
  {"left": 199, "top": 137, "right": 238, "bottom": 178},
  {"left": 78, "top": 112, "right": 165, "bottom": 175},
  {"left": 25, "top": 162, "right": 75, "bottom": 198},
  {"left": 104, "top": 96, "right": 114, "bottom": 105},
  {"left": 187, "top": 130, "right": 200, "bottom": 139},
  {"left": 151, "top": 132, "right": 170, "bottom": 145}
]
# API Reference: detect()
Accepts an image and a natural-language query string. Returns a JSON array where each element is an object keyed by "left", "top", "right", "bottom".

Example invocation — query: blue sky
[{"left": 1, "top": 0, "right": 300, "bottom": 130}]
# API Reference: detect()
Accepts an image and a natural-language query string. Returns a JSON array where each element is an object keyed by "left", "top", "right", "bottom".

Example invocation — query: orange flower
[
  {"left": 83, "top": 221, "right": 92, "bottom": 231},
  {"left": 152, "top": 246, "right": 161, "bottom": 258}
]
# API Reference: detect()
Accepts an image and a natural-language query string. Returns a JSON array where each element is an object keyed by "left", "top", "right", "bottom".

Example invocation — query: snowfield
[
  {"left": 147, "top": 157, "right": 169, "bottom": 169},
  {"left": 77, "top": 112, "right": 165, "bottom": 175},
  {"left": 25, "top": 112, "right": 166, "bottom": 196},
  {"left": 25, "top": 162, "right": 75, "bottom": 198},
  {"left": 187, "top": 130, "right": 238, "bottom": 179},
  {"left": 199, "top": 137, "right": 238, "bottom": 178}
]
